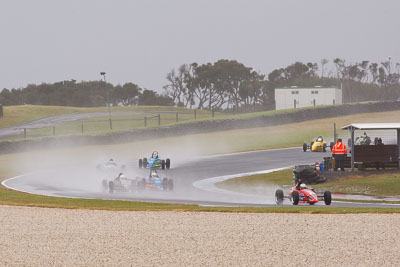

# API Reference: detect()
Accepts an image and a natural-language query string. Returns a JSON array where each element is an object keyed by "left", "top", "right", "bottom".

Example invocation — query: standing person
[{"left": 332, "top": 138, "right": 347, "bottom": 171}]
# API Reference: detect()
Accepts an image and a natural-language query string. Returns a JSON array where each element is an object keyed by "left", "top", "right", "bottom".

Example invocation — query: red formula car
[{"left": 275, "top": 183, "right": 332, "bottom": 205}]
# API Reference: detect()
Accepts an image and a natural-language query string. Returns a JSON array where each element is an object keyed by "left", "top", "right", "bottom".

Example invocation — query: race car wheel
[
  {"left": 108, "top": 181, "right": 114, "bottom": 194},
  {"left": 275, "top": 189, "right": 284, "bottom": 205},
  {"left": 168, "top": 179, "right": 174, "bottom": 191},
  {"left": 161, "top": 160, "right": 166, "bottom": 170},
  {"left": 162, "top": 178, "right": 168, "bottom": 190},
  {"left": 102, "top": 179, "right": 108, "bottom": 192},
  {"left": 291, "top": 191, "right": 299, "bottom": 205},
  {"left": 303, "top": 143, "right": 307, "bottom": 152},
  {"left": 324, "top": 191, "right": 332, "bottom": 205},
  {"left": 139, "top": 159, "right": 143, "bottom": 168},
  {"left": 166, "top": 158, "right": 171, "bottom": 169},
  {"left": 143, "top": 158, "right": 148, "bottom": 168},
  {"left": 323, "top": 143, "right": 327, "bottom": 152}
]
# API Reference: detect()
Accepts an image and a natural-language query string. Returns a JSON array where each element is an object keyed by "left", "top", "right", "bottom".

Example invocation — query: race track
[{"left": 3, "top": 147, "right": 400, "bottom": 208}]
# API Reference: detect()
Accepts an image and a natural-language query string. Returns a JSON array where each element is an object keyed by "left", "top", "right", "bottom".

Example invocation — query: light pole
[{"left": 100, "top": 72, "right": 112, "bottom": 130}]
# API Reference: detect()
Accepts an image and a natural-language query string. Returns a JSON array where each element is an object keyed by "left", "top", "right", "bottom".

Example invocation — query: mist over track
[{"left": 4, "top": 148, "right": 400, "bottom": 208}]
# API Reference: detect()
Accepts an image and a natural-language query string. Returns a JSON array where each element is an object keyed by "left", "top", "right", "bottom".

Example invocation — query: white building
[{"left": 274, "top": 86, "right": 342, "bottom": 110}]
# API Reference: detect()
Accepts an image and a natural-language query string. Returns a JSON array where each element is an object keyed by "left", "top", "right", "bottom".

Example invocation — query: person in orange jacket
[{"left": 332, "top": 138, "right": 347, "bottom": 171}]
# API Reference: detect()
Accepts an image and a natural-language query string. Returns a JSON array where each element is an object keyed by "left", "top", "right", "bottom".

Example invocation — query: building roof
[{"left": 342, "top": 123, "right": 400, "bottom": 130}]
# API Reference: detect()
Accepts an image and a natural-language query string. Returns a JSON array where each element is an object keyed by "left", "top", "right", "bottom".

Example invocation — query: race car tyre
[
  {"left": 324, "top": 191, "right": 332, "bottom": 205},
  {"left": 166, "top": 158, "right": 171, "bottom": 169},
  {"left": 162, "top": 178, "right": 168, "bottom": 190},
  {"left": 139, "top": 159, "right": 143, "bottom": 168},
  {"left": 291, "top": 191, "right": 299, "bottom": 205},
  {"left": 275, "top": 189, "right": 284, "bottom": 205},
  {"left": 102, "top": 179, "right": 108, "bottom": 192},
  {"left": 330, "top": 142, "right": 335, "bottom": 151},
  {"left": 168, "top": 179, "right": 174, "bottom": 191},
  {"left": 323, "top": 143, "right": 327, "bottom": 152},
  {"left": 143, "top": 158, "right": 148, "bottom": 168},
  {"left": 303, "top": 143, "right": 307, "bottom": 152},
  {"left": 161, "top": 160, "right": 166, "bottom": 170},
  {"left": 108, "top": 181, "right": 114, "bottom": 194}
]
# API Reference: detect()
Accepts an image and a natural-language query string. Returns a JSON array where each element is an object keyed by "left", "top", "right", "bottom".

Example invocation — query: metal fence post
[
  {"left": 194, "top": 109, "right": 197, "bottom": 119},
  {"left": 176, "top": 112, "right": 178, "bottom": 122},
  {"left": 144, "top": 116, "right": 147, "bottom": 127},
  {"left": 158, "top": 114, "right": 161, "bottom": 126},
  {"left": 109, "top": 118, "right": 113, "bottom": 130},
  {"left": 81, "top": 123, "right": 84, "bottom": 133},
  {"left": 334, "top": 123, "right": 337, "bottom": 143},
  {"left": 212, "top": 109, "right": 214, "bottom": 118},
  {"left": 53, "top": 126, "right": 56, "bottom": 136}
]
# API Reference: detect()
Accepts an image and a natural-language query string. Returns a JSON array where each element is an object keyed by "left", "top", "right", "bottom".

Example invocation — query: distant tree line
[
  {"left": 164, "top": 58, "right": 400, "bottom": 111},
  {"left": 0, "top": 80, "right": 173, "bottom": 107},
  {"left": 1, "top": 58, "right": 400, "bottom": 109}
]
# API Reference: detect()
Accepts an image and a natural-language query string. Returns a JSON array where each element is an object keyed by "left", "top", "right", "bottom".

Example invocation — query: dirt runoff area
[{"left": 1, "top": 206, "right": 399, "bottom": 266}]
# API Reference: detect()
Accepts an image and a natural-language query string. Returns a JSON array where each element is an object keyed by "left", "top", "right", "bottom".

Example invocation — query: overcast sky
[{"left": 0, "top": 0, "right": 399, "bottom": 92}]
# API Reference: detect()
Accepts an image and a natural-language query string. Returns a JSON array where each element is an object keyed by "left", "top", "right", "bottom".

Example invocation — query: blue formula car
[
  {"left": 139, "top": 151, "right": 171, "bottom": 170},
  {"left": 138, "top": 169, "right": 174, "bottom": 191}
]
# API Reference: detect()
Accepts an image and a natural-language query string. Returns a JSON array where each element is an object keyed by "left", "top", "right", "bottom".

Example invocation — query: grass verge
[
  {"left": 0, "top": 105, "right": 193, "bottom": 129},
  {"left": 1, "top": 186, "right": 400, "bottom": 214},
  {"left": 216, "top": 169, "right": 400, "bottom": 199},
  {"left": 312, "top": 172, "right": 400, "bottom": 196}
]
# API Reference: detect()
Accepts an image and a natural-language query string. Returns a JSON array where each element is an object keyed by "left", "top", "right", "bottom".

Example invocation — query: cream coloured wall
[{"left": 275, "top": 87, "right": 342, "bottom": 110}]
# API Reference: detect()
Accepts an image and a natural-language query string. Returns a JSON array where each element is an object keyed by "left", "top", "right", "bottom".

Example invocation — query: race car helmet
[
  {"left": 300, "top": 183, "right": 307, "bottom": 189},
  {"left": 150, "top": 170, "right": 158, "bottom": 177},
  {"left": 119, "top": 174, "right": 126, "bottom": 179},
  {"left": 152, "top": 151, "right": 158, "bottom": 158}
]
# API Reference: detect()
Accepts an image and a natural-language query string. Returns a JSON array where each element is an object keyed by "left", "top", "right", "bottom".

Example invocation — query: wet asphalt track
[{"left": 3, "top": 148, "right": 400, "bottom": 208}]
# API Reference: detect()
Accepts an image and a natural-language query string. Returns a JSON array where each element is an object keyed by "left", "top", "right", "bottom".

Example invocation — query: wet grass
[
  {"left": 312, "top": 172, "right": 400, "bottom": 197},
  {"left": 0, "top": 105, "right": 189, "bottom": 129},
  {"left": 215, "top": 169, "right": 293, "bottom": 193},
  {"left": 1, "top": 184, "right": 400, "bottom": 214},
  {"left": 4, "top": 104, "right": 400, "bottom": 146},
  {"left": 217, "top": 168, "right": 400, "bottom": 199}
]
